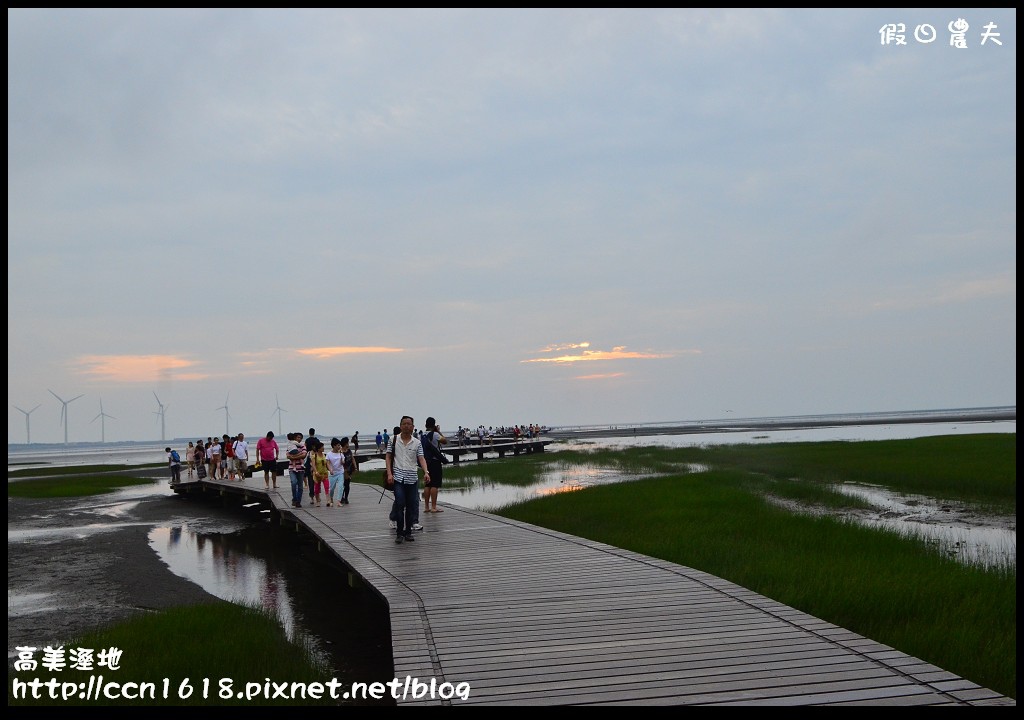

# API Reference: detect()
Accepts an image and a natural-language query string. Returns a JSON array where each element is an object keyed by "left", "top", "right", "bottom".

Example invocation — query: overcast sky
[{"left": 7, "top": 8, "right": 1017, "bottom": 444}]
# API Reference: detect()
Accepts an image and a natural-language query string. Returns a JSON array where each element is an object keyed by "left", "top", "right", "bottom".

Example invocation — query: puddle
[
  {"left": 829, "top": 483, "right": 1016, "bottom": 569},
  {"left": 8, "top": 521, "right": 162, "bottom": 544},
  {"left": 762, "top": 483, "right": 1015, "bottom": 569},
  {"left": 445, "top": 465, "right": 638, "bottom": 512},
  {"left": 441, "top": 460, "right": 1014, "bottom": 569},
  {"left": 7, "top": 591, "right": 58, "bottom": 617},
  {"left": 7, "top": 481, "right": 176, "bottom": 544}
]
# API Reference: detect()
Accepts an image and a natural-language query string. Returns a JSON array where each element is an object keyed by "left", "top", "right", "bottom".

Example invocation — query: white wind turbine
[
  {"left": 91, "top": 399, "right": 116, "bottom": 443},
  {"left": 14, "top": 404, "right": 41, "bottom": 444},
  {"left": 153, "top": 392, "right": 168, "bottom": 442},
  {"left": 273, "top": 394, "right": 287, "bottom": 436},
  {"left": 48, "top": 389, "right": 84, "bottom": 445},
  {"left": 216, "top": 393, "right": 231, "bottom": 435}
]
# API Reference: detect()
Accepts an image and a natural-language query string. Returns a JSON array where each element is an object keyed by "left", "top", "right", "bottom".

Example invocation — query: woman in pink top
[{"left": 256, "top": 431, "right": 280, "bottom": 489}]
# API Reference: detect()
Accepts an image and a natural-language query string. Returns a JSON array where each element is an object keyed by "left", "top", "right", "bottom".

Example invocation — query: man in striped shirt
[
  {"left": 385, "top": 415, "right": 430, "bottom": 544},
  {"left": 287, "top": 432, "right": 308, "bottom": 508}
]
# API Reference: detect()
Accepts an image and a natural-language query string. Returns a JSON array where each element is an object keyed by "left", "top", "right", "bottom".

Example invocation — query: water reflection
[
  {"left": 444, "top": 459, "right": 1014, "bottom": 569},
  {"left": 146, "top": 519, "right": 394, "bottom": 702},
  {"left": 150, "top": 524, "right": 301, "bottom": 640},
  {"left": 447, "top": 465, "right": 636, "bottom": 512},
  {"left": 831, "top": 483, "right": 1016, "bottom": 569}
]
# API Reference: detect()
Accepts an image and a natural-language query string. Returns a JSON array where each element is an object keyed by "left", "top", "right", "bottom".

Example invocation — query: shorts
[
  {"left": 425, "top": 462, "right": 443, "bottom": 488},
  {"left": 235, "top": 458, "right": 248, "bottom": 475},
  {"left": 260, "top": 459, "right": 277, "bottom": 474}
]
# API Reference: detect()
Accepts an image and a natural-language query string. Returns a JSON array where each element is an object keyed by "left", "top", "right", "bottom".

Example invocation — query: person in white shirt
[
  {"left": 233, "top": 433, "right": 249, "bottom": 481},
  {"left": 385, "top": 416, "right": 430, "bottom": 544}
]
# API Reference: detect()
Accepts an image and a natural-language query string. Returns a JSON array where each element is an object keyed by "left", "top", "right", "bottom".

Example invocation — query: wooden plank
[{"left": 184, "top": 476, "right": 1015, "bottom": 707}]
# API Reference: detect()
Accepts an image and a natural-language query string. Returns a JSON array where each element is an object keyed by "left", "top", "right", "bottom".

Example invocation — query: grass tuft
[{"left": 8, "top": 602, "right": 336, "bottom": 706}]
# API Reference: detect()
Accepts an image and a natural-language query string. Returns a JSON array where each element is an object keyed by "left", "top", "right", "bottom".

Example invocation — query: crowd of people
[
  {"left": 168, "top": 433, "right": 252, "bottom": 484},
  {"left": 374, "top": 423, "right": 545, "bottom": 449},
  {"left": 165, "top": 418, "right": 545, "bottom": 546}
]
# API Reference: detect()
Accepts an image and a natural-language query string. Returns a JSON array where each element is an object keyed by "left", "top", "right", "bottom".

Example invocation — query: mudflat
[{"left": 7, "top": 489, "right": 222, "bottom": 656}]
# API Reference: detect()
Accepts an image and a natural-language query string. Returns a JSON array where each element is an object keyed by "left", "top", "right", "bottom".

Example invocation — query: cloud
[
  {"left": 521, "top": 345, "right": 676, "bottom": 364},
  {"left": 575, "top": 372, "right": 626, "bottom": 380},
  {"left": 538, "top": 342, "right": 591, "bottom": 352},
  {"left": 296, "top": 346, "right": 405, "bottom": 360},
  {"left": 73, "top": 355, "right": 206, "bottom": 383},
  {"left": 867, "top": 272, "right": 1015, "bottom": 313}
]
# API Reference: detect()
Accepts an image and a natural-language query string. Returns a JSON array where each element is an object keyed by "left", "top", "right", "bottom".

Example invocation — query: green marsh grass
[
  {"left": 7, "top": 603, "right": 336, "bottom": 706},
  {"left": 8, "top": 475, "right": 155, "bottom": 498},
  {"left": 672, "top": 434, "right": 1016, "bottom": 512},
  {"left": 496, "top": 437, "right": 1016, "bottom": 699},
  {"left": 9, "top": 463, "right": 164, "bottom": 478}
]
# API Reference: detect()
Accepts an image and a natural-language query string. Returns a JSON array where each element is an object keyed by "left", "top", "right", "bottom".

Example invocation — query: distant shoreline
[
  {"left": 546, "top": 406, "right": 1016, "bottom": 439},
  {"left": 7, "top": 406, "right": 1015, "bottom": 449}
]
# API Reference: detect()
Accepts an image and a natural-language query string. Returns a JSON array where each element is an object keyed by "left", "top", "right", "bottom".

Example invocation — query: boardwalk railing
[{"left": 242, "top": 438, "right": 552, "bottom": 474}]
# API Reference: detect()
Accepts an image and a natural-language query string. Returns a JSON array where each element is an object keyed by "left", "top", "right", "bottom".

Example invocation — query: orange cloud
[
  {"left": 296, "top": 346, "right": 404, "bottom": 360},
  {"left": 521, "top": 346, "right": 673, "bottom": 364},
  {"left": 74, "top": 355, "right": 206, "bottom": 383},
  {"left": 575, "top": 372, "right": 626, "bottom": 380}
]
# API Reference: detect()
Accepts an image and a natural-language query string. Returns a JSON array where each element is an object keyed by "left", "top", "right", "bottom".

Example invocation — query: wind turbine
[
  {"left": 216, "top": 393, "right": 231, "bottom": 435},
  {"left": 153, "top": 392, "right": 168, "bottom": 442},
  {"left": 273, "top": 394, "right": 287, "bottom": 436},
  {"left": 91, "top": 399, "right": 116, "bottom": 443},
  {"left": 48, "top": 389, "right": 84, "bottom": 445},
  {"left": 14, "top": 404, "right": 41, "bottom": 444}
]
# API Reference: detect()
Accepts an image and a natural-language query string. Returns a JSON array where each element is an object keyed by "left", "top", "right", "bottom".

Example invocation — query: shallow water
[
  {"left": 438, "top": 465, "right": 1015, "bottom": 569},
  {"left": 146, "top": 517, "right": 394, "bottom": 690},
  {"left": 7, "top": 482, "right": 395, "bottom": 699},
  {"left": 445, "top": 465, "right": 636, "bottom": 512},
  {"left": 8, "top": 416, "right": 1014, "bottom": 472},
  {"left": 828, "top": 483, "right": 1016, "bottom": 569}
]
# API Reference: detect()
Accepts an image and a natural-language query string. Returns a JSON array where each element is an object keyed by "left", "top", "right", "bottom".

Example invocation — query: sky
[{"left": 7, "top": 8, "right": 1017, "bottom": 444}]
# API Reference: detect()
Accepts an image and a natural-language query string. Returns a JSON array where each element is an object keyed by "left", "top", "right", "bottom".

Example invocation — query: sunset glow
[
  {"left": 522, "top": 346, "right": 673, "bottom": 364},
  {"left": 74, "top": 355, "right": 206, "bottom": 383},
  {"left": 575, "top": 372, "right": 627, "bottom": 380},
  {"left": 296, "top": 346, "right": 404, "bottom": 359}
]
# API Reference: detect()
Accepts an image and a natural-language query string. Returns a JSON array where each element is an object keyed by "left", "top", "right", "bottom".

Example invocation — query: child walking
[
  {"left": 186, "top": 441, "right": 196, "bottom": 478},
  {"left": 311, "top": 439, "right": 329, "bottom": 507},
  {"left": 340, "top": 436, "right": 357, "bottom": 505},
  {"left": 326, "top": 438, "right": 345, "bottom": 507}
]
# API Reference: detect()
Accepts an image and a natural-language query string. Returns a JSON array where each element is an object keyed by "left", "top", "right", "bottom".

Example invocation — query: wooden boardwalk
[
  {"left": 352, "top": 438, "right": 552, "bottom": 464},
  {"left": 242, "top": 439, "right": 551, "bottom": 474},
  {"left": 175, "top": 476, "right": 1014, "bottom": 706}
]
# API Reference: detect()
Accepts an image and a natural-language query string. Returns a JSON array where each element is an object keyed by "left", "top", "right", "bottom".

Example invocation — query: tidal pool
[{"left": 439, "top": 460, "right": 1015, "bottom": 570}]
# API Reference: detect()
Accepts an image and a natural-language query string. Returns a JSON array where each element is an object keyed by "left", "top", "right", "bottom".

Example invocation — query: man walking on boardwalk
[
  {"left": 304, "top": 427, "right": 318, "bottom": 499},
  {"left": 287, "top": 432, "right": 307, "bottom": 507},
  {"left": 233, "top": 433, "right": 249, "bottom": 481},
  {"left": 385, "top": 415, "right": 430, "bottom": 544},
  {"left": 421, "top": 417, "right": 447, "bottom": 513},
  {"left": 256, "top": 431, "right": 279, "bottom": 489}
]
